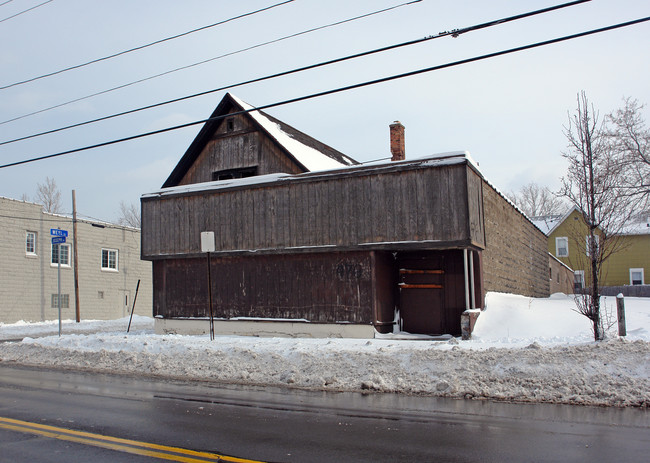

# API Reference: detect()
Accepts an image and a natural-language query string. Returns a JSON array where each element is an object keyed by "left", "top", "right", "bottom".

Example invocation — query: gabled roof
[
  {"left": 162, "top": 93, "right": 358, "bottom": 187},
  {"left": 532, "top": 205, "right": 650, "bottom": 237}
]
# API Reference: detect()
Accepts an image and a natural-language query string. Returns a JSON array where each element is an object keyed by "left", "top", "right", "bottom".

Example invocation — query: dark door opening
[{"left": 399, "top": 268, "right": 445, "bottom": 334}]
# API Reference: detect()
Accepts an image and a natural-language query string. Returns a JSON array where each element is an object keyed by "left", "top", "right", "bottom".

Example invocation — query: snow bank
[{"left": 1, "top": 294, "right": 649, "bottom": 407}]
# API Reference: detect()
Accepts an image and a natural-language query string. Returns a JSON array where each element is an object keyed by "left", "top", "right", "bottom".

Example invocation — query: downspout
[
  {"left": 469, "top": 250, "right": 476, "bottom": 309},
  {"left": 463, "top": 249, "right": 470, "bottom": 310}
]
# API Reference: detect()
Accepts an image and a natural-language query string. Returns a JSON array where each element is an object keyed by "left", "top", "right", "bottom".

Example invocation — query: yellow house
[{"left": 535, "top": 207, "right": 649, "bottom": 292}]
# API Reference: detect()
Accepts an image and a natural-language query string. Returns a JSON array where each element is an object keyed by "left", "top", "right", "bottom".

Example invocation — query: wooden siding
[
  {"left": 142, "top": 161, "right": 486, "bottom": 259},
  {"left": 153, "top": 251, "right": 377, "bottom": 324},
  {"left": 548, "top": 209, "right": 650, "bottom": 287},
  {"left": 177, "top": 111, "right": 304, "bottom": 186}
]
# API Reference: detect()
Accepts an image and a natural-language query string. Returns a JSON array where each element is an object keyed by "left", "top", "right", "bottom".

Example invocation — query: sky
[{"left": 0, "top": 0, "right": 648, "bottom": 223}]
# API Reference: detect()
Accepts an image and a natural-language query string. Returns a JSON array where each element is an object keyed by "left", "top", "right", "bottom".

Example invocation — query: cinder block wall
[
  {"left": 481, "top": 184, "right": 549, "bottom": 298},
  {"left": 0, "top": 197, "right": 152, "bottom": 323}
]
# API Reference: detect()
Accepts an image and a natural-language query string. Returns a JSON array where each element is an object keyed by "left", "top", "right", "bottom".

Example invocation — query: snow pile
[
  {"left": 1, "top": 293, "right": 649, "bottom": 407},
  {"left": 0, "top": 315, "right": 153, "bottom": 341}
]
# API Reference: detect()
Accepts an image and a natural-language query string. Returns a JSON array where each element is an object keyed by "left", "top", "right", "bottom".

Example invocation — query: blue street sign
[
  {"left": 50, "top": 229, "right": 68, "bottom": 237},
  {"left": 52, "top": 236, "right": 66, "bottom": 244}
]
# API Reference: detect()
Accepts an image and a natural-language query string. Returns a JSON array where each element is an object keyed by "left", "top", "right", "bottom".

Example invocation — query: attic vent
[
  {"left": 212, "top": 166, "right": 258, "bottom": 181},
  {"left": 226, "top": 118, "right": 234, "bottom": 132}
]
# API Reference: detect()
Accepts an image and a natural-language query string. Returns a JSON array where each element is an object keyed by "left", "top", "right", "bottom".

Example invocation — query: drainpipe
[
  {"left": 464, "top": 249, "right": 470, "bottom": 310},
  {"left": 469, "top": 250, "right": 476, "bottom": 309}
]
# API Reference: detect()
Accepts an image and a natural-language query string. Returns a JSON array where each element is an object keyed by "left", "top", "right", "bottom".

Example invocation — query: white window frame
[
  {"left": 101, "top": 248, "right": 119, "bottom": 272},
  {"left": 585, "top": 234, "right": 599, "bottom": 257},
  {"left": 555, "top": 237, "right": 569, "bottom": 257},
  {"left": 51, "top": 243, "right": 71, "bottom": 267},
  {"left": 26, "top": 231, "right": 37, "bottom": 256},
  {"left": 630, "top": 268, "right": 644, "bottom": 286}
]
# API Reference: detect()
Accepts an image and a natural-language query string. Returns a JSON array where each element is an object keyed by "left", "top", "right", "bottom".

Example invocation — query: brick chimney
[{"left": 390, "top": 121, "right": 405, "bottom": 161}]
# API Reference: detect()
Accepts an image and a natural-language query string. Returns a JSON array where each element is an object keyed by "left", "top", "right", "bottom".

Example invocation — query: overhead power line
[
  {"left": 0, "top": 0, "right": 52, "bottom": 23},
  {"left": 0, "top": 0, "right": 295, "bottom": 90},
  {"left": 2, "top": 15, "right": 647, "bottom": 170},
  {"left": 0, "top": 0, "right": 591, "bottom": 146},
  {"left": 0, "top": 0, "right": 423, "bottom": 126}
]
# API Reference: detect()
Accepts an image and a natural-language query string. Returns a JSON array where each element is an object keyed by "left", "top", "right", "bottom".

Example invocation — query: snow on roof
[
  {"left": 530, "top": 215, "right": 564, "bottom": 235},
  {"left": 143, "top": 173, "right": 294, "bottom": 198},
  {"left": 230, "top": 94, "right": 351, "bottom": 172},
  {"left": 143, "top": 153, "right": 477, "bottom": 199},
  {"left": 619, "top": 218, "right": 650, "bottom": 235}
]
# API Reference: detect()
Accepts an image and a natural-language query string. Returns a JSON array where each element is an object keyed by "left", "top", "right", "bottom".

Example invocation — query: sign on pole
[
  {"left": 201, "top": 231, "right": 216, "bottom": 340},
  {"left": 50, "top": 229, "right": 67, "bottom": 337}
]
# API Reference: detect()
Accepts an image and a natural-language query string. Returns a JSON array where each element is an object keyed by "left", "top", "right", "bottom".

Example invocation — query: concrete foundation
[{"left": 155, "top": 318, "right": 377, "bottom": 339}]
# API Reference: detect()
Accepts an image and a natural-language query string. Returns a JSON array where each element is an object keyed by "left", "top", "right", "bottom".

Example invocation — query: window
[
  {"left": 212, "top": 166, "right": 258, "bottom": 181},
  {"left": 586, "top": 234, "right": 599, "bottom": 257},
  {"left": 226, "top": 118, "right": 235, "bottom": 132},
  {"left": 51, "top": 243, "right": 70, "bottom": 266},
  {"left": 630, "top": 268, "right": 644, "bottom": 286},
  {"left": 556, "top": 237, "right": 568, "bottom": 257},
  {"left": 574, "top": 271, "right": 585, "bottom": 293},
  {"left": 101, "top": 249, "right": 118, "bottom": 271},
  {"left": 26, "top": 231, "right": 37, "bottom": 255},
  {"left": 51, "top": 294, "right": 69, "bottom": 308}
]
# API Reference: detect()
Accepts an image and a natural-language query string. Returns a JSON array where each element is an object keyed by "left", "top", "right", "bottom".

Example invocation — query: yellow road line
[{"left": 0, "top": 416, "right": 265, "bottom": 463}]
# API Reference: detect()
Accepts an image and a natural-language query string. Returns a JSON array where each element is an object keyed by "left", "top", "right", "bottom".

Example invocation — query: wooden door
[{"left": 398, "top": 265, "right": 446, "bottom": 335}]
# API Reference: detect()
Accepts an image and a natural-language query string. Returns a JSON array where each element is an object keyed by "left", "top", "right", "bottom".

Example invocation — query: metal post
[
  {"left": 463, "top": 249, "right": 470, "bottom": 311},
  {"left": 616, "top": 293, "right": 626, "bottom": 337},
  {"left": 201, "top": 231, "right": 216, "bottom": 340},
  {"left": 469, "top": 250, "right": 476, "bottom": 309},
  {"left": 207, "top": 252, "right": 214, "bottom": 340},
  {"left": 57, "top": 243, "right": 61, "bottom": 337},
  {"left": 127, "top": 279, "right": 141, "bottom": 333}
]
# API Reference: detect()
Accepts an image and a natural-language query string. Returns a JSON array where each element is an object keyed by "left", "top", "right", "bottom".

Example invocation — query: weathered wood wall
[
  {"left": 178, "top": 110, "right": 303, "bottom": 185},
  {"left": 142, "top": 161, "right": 486, "bottom": 259},
  {"left": 153, "top": 251, "right": 389, "bottom": 324}
]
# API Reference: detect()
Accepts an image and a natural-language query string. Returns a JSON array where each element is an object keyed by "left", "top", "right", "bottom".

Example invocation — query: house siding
[
  {"left": 547, "top": 208, "right": 650, "bottom": 288},
  {"left": 481, "top": 185, "right": 549, "bottom": 298},
  {"left": 142, "top": 161, "right": 486, "bottom": 259},
  {"left": 0, "top": 197, "right": 152, "bottom": 323}
]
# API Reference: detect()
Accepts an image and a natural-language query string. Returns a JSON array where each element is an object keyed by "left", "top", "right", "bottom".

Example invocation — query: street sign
[
  {"left": 52, "top": 236, "right": 66, "bottom": 244},
  {"left": 50, "top": 229, "right": 68, "bottom": 237}
]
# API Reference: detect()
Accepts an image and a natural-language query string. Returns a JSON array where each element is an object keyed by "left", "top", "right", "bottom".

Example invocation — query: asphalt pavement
[{"left": 0, "top": 364, "right": 648, "bottom": 462}]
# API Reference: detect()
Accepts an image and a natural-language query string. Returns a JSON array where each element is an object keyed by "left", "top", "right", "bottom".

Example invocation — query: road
[{"left": 0, "top": 364, "right": 648, "bottom": 462}]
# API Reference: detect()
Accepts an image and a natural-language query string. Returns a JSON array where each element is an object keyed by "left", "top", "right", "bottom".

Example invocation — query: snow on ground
[{"left": 1, "top": 293, "right": 649, "bottom": 407}]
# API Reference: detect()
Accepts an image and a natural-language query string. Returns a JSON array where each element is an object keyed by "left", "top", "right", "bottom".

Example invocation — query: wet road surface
[{"left": 0, "top": 364, "right": 648, "bottom": 462}]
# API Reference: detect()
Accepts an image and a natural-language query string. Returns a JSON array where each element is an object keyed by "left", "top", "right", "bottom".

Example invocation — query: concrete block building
[{"left": 0, "top": 196, "right": 152, "bottom": 323}]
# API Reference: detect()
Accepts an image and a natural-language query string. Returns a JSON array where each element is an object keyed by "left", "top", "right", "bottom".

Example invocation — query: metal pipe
[
  {"left": 463, "top": 249, "right": 470, "bottom": 311},
  {"left": 469, "top": 250, "right": 476, "bottom": 309}
]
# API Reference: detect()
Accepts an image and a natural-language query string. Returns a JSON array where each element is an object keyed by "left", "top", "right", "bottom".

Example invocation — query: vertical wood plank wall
[
  {"left": 153, "top": 251, "right": 378, "bottom": 324},
  {"left": 142, "top": 163, "right": 486, "bottom": 258}
]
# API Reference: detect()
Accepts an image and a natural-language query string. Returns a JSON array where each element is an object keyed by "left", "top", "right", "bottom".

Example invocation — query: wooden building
[{"left": 141, "top": 93, "right": 549, "bottom": 338}]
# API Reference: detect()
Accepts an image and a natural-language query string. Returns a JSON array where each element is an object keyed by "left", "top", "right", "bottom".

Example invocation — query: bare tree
[
  {"left": 36, "top": 177, "right": 62, "bottom": 213},
  {"left": 606, "top": 97, "right": 649, "bottom": 208},
  {"left": 117, "top": 201, "right": 141, "bottom": 228},
  {"left": 508, "top": 182, "right": 567, "bottom": 218},
  {"left": 559, "top": 92, "right": 635, "bottom": 341}
]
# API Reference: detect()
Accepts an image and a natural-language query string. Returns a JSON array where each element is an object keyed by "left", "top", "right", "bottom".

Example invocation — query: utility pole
[{"left": 72, "top": 190, "right": 80, "bottom": 323}]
